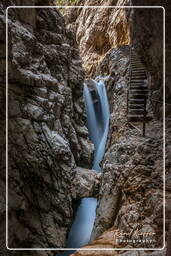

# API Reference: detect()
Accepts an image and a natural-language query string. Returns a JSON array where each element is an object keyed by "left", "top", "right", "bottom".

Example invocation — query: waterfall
[
  {"left": 91, "top": 80, "right": 110, "bottom": 171},
  {"left": 65, "top": 79, "right": 110, "bottom": 250}
]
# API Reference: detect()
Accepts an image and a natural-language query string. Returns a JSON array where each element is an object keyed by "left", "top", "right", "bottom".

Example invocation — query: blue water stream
[{"left": 62, "top": 79, "right": 110, "bottom": 253}]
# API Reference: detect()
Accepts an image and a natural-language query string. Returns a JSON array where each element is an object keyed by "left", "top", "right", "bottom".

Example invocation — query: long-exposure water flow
[{"left": 65, "top": 79, "right": 110, "bottom": 250}]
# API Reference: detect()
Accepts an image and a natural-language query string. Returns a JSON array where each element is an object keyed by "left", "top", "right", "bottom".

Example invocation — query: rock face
[
  {"left": 71, "top": 167, "right": 101, "bottom": 199},
  {"left": 0, "top": 0, "right": 95, "bottom": 253},
  {"left": 127, "top": 1, "right": 166, "bottom": 119},
  {"left": 92, "top": 122, "right": 164, "bottom": 247},
  {"left": 64, "top": 0, "right": 130, "bottom": 75},
  {"left": 71, "top": 247, "right": 166, "bottom": 256},
  {"left": 90, "top": 46, "right": 163, "bottom": 249},
  {"left": 67, "top": 1, "right": 169, "bottom": 255},
  {"left": 0, "top": 1, "right": 169, "bottom": 256},
  {"left": 68, "top": 3, "right": 168, "bottom": 250},
  {"left": 71, "top": 46, "right": 166, "bottom": 255}
]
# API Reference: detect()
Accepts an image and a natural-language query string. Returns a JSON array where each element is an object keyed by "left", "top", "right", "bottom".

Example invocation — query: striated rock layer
[
  {"left": 0, "top": 0, "right": 96, "bottom": 254},
  {"left": 64, "top": 0, "right": 130, "bottom": 76}
]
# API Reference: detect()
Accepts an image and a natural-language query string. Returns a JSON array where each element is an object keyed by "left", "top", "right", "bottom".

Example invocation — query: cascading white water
[
  {"left": 65, "top": 79, "right": 110, "bottom": 250},
  {"left": 91, "top": 80, "right": 110, "bottom": 171}
]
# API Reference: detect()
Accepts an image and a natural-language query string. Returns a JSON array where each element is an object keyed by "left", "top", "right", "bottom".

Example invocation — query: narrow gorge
[{"left": 0, "top": 1, "right": 170, "bottom": 256}]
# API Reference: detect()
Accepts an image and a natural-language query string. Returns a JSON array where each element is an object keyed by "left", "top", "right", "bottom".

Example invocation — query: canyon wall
[
  {"left": 71, "top": 45, "right": 166, "bottom": 255},
  {"left": 127, "top": 0, "right": 171, "bottom": 121},
  {"left": 0, "top": 0, "right": 96, "bottom": 254},
  {"left": 0, "top": 0, "right": 170, "bottom": 255},
  {"left": 128, "top": 0, "right": 165, "bottom": 119},
  {"left": 68, "top": 1, "right": 170, "bottom": 255},
  {"left": 64, "top": 0, "right": 130, "bottom": 76},
  {"left": 128, "top": 4, "right": 171, "bottom": 253},
  {"left": 65, "top": 0, "right": 169, "bottom": 120}
]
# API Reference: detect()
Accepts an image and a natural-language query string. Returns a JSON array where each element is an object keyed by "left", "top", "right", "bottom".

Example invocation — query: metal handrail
[
  {"left": 127, "top": 47, "right": 148, "bottom": 137},
  {"left": 127, "top": 46, "right": 132, "bottom": 115},
  {"left": 143, "top": 97, "right": 147, "bottom": 137}
]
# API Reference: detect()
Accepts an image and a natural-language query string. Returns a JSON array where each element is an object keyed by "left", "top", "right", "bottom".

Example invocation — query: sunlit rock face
[
  {"left": 71, "top": 243, "right": 166, "bottom": 256},
  {"left": 0, "top": 0, "right": 94, "bottom": 253},
  {"left": 64, "top": 0, "right": 130, "bottom": 76}
]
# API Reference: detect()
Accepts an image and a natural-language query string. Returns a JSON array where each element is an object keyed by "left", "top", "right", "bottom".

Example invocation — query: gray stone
[
  {"left": 71, "top": 167, "right": 101, "bottom": 199},
  {"left": 0, "top": 1, "right": 93, "bottom": 253}
]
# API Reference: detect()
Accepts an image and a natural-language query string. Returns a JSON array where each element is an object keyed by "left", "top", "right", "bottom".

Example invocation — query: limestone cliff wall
[
  {"left": 64, "top": 0, "right": 130, "bottom": 75},
  {"left": 0, "top": 0, "right": 94, "bottom": 254},
  {"left": 71, "top": 46, "right": 167, "bottom": 256},
  {"left": 0, "top": 0, "right": 170, "bottom": 255},
  {"left": 92, "top": 47, "right": 164, "bottom": 249},
  {"left": 69, "top": 1, "right": 170, "bottom": 254}
]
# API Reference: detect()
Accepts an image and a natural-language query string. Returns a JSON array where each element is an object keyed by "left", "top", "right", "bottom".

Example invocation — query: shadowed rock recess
[{"left": 0, "top": 0, "right": 170, "bottom": 256}]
